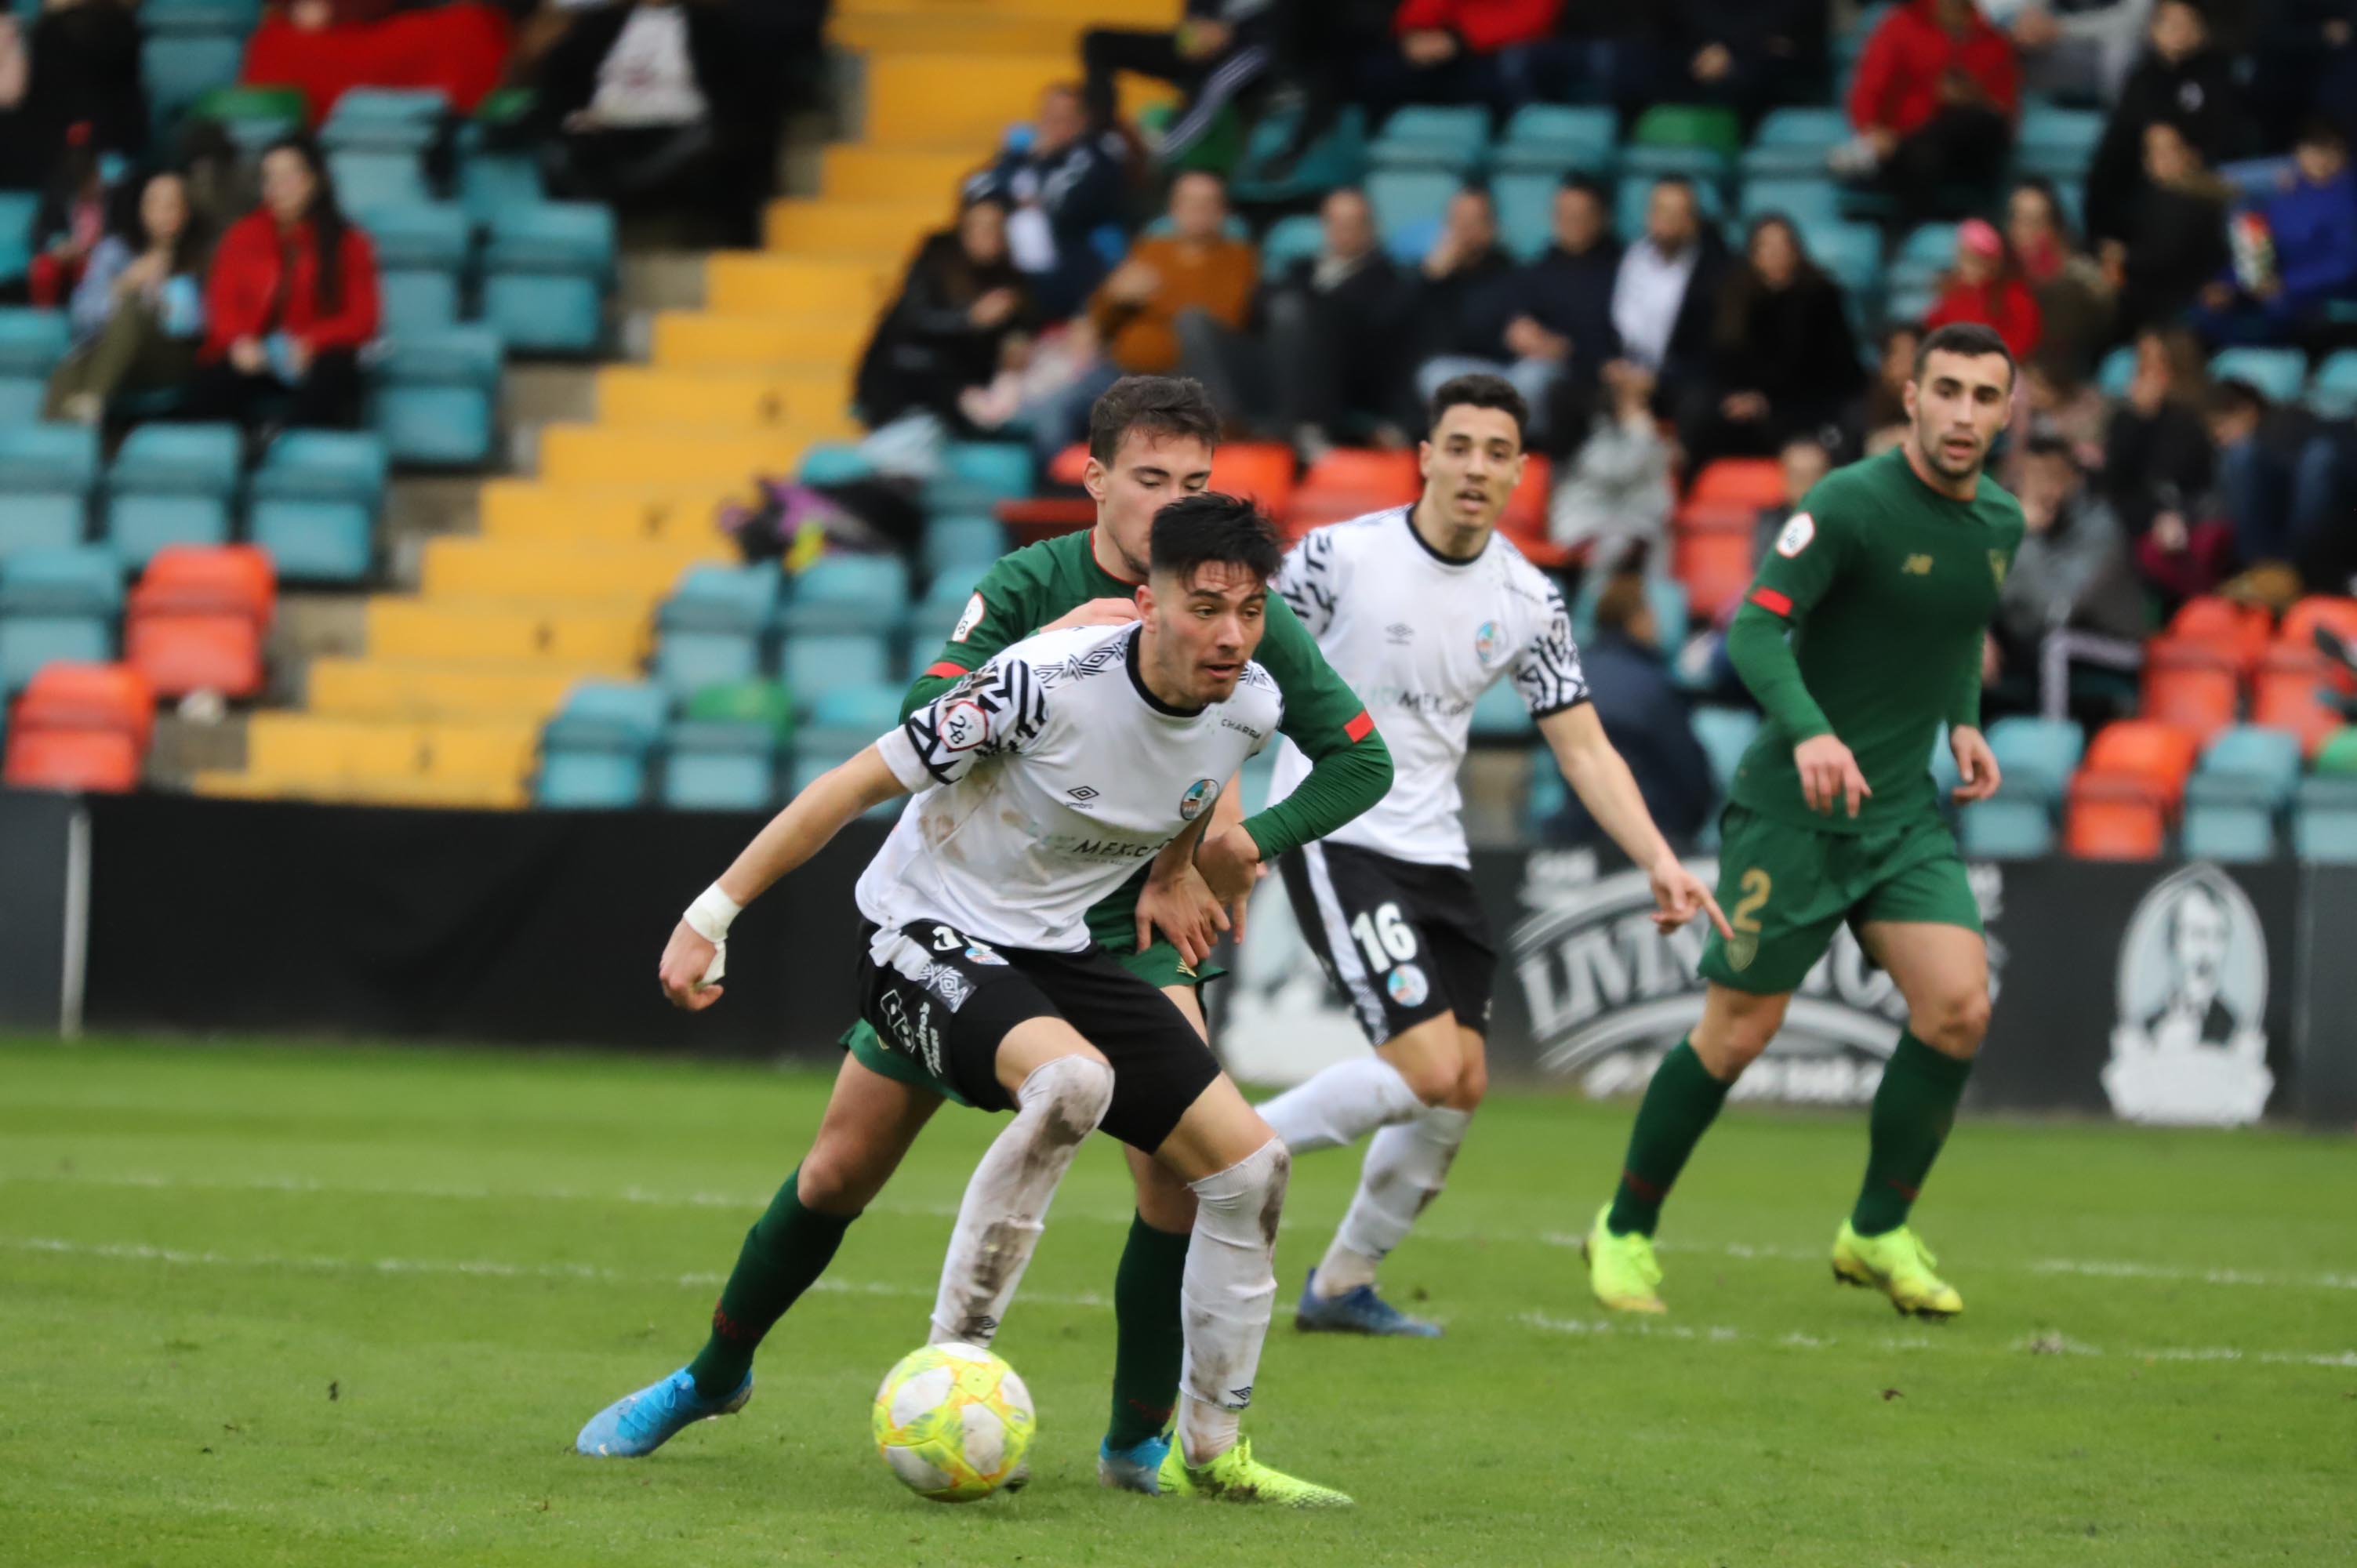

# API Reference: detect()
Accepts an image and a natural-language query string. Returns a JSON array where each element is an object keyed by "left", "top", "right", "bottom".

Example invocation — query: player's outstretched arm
[
  {"left": 1538, "top": 705, "right": 1731, "bottom": 938},
  {"left": 656, "top": 747, "right": 909, "bottom": 1011}
]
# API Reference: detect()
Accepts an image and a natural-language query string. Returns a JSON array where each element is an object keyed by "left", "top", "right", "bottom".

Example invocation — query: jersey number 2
[{"left": 1349, "top": 903, "right": 1418, "bottom": 973}]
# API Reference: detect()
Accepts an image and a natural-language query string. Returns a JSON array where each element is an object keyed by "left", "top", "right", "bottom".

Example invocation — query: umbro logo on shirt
[
  {"left": 1385, "top": 622, "right": 1415, "bottom": 645},
  {"left": 1065, "top": 785, "right": 1100, "bottom": 809}
]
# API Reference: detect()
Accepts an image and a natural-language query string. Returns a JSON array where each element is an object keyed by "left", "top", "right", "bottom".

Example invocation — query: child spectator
[{"left": 45, "top": 169, "right": 209, "bottom": 423}]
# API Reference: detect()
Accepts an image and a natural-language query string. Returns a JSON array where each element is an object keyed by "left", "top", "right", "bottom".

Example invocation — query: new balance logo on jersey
[
  {"left": 1902, "top": 554, "right": 1934, "bottom": 575},
  {"left": 1385, "top": 622, "right": 1415, "bottom": 645}
]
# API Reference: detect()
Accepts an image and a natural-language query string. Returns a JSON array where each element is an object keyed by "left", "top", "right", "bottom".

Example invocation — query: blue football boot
[
  {"left": 1292, "top": 1268, "right": 1442, "bottom": 1337},
  {"left": 576, "top": 1367, "right": 752, "bottom": 1457}
]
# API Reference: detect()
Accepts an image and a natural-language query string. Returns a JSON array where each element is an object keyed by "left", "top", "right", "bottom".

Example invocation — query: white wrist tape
[{"left": 684, "top": 884, "right": 742, "bottom": 945}]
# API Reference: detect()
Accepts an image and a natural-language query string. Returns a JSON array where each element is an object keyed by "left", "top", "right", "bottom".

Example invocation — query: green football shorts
[
  {"left": 843, "top": 935, "right": 1222, "bottom": 1107},
  {"left": 1697, "top": 804, "right": 1982, "bottom": 996}
]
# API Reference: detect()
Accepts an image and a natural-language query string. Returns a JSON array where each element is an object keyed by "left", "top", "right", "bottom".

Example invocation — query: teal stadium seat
[
  {"left": 0, "top": 424, "right": 100, "bottom": 561},
  {"left": 922, "top": 515, "right": 1005, "bottom": 583},
  {"left": 459, "top": 152, "right": 547, "bottom": 227},
  {"left": 2293, "top": 779, "right": 2357, "bottom": 862},
  {"left": 1740, "top": 107, "right": 1848, "bottom": 180},
  {"left": 911, "top": 573, "right": 982, "bottom": 648},
  {"left": 369, "top": 326, "right": 503, "bottom": 466},
  {"left": 2307, "top": 349, "right": 2357, "bottom": 419},
  {"left": 0, "top": 197, "right": 46, "bottom": 299},
  {"left": 1526, "top": 746, "right": 1565, "bottom": 830},
  {"left": 361, "top": 203, "right": 473, "bottom": 338},
  {"left": 105, "top": 423, "right": 242, "bottom": 566},
  {"left": 1689, "top": 706, "right": 1759, "bottom": 799},
  {"left": 327, "top": 150, "right": 430, "bottom": 210},
  {"left": 925, "top": 441, "right": 1033, "bottom": 512},
  {"left": 2208, "top": 347, "right": 2308, "bottom": 404},
  {"left": 140, "top": 0, "right": 262, "bottom": 34},
  {"left": 2193, "top": 724, "right": 2302, "bottom": 807},
  {"left": 797, "top": 442, "right": 877, "bottom": 486},
  {"left": 783, "top": 632, "right": 892, "bottom": 707},
  {"left": 1491, "top": 105, "right": 1615, "bottom": 176},
  {"left": 321, "top": 89, "right": 449, "bottom": 153},
  {"left": 1740, "top": 178, "right": 1847, "bottom": 225},
  {"left": 1959, "top": 797, "right": 2055, "bottom": 857},
  {"left": 656, "top": 565, "right": 783, "bottom": 693},
  {"left": 1368, "top": 106, "right": 1491, "bottom": 174},
  {"left": 0, "top": 546, "right": 121, "bottom": 694},
  {"left": 1469, "top": 678, "right": 1533, "bottom": 739},
  {"left": 0, "top": 308, "right": 71, "bottom": 426},
  {"left": 781, "top": 555, "right": 910, "bottom": 637},
  {"left": 1615, "top": 177, "right": 1722, "bottom": 245},
  {"left": 1258, "top": 213, "right": 1325, "bottom": 273},
  {"left": 2180, "top": 800, "right": 2276, "bottom": 861},
  {"left": 1985, "top": 715, "right": 2084, "bottom": 804},
  {"left": 1229, "top": 103, "right": 1369, "bottom": 205},
  {"left": 794, "top": 682, "right": 905, "bottom": 761},
  {"left": 1368, "top": 169, "right": 1461, "bottom": 261},
  {"left": 249, "top": 431, "right": 387, "bottom": 583},
  {"left": 1890, "top": 222, "right": 1960, "bottom": 295},
  {"left": 484, "top": 203, "right": 616, "bottom": 354},
  {"left": 1493, "top": 172, "right": 1560, "bottom": 262},
  {"left": 659, "top": 720, "right": 782, "bottom": 811},
  {"left": 2014, "top": 107, "right": 2104, "bottom": 181},
  {"left": 141, "top": 34, "right": 244, "bottom": 129},
  {"left": 2096, "top": 343, "right": 2138, "bottom": 397},
  {"left": 536, "top": 681, "right": 669, "bottom": 808}
]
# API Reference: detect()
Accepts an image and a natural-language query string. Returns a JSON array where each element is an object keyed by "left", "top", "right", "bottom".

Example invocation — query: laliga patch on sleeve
[
  {"left": 1775, "top": 512, "right": 1816, "bottom": 558},
  {"left": 951, "top": 593, "right": 986, "bottom": 643},
  {"left": 938, "top": 699, "right": 990, "bottom": 752}
]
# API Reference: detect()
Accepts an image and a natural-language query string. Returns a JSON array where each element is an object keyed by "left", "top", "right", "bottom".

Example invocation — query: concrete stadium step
[
  {"left": 616, "top": 252, "right": 711, "bottom": 316},
  {"left": 763, "top": 198, "right": 946, "bottom": 258},
  {"left": 418, "top": 535, "right": 723, "bottom": 603},
  {"left": 594, "top": 366, "right": 860, "bottom": 435},
  {"left": 478, "top": 479, "right": 747, "bottom": 548},
  {"left": 703, "top": 253, "right": 897, "bottom": 317},
  {"left": 365, "top": 599, "right": 652, "bottom": 666},
  {"left": 533, "top": 423, "right": 819, "bottom": 487},
  {"left": 145, "top": 710, "right": 248, "bottom": 789},
  {"left": 650, "top": 310, "right": 870, "bottom": 372},
  {"left": 303, "top": 657, "right": 616, "bottom": 724},
  {"left": 191, "top": 767, "right": 530, "bottom": 809}
]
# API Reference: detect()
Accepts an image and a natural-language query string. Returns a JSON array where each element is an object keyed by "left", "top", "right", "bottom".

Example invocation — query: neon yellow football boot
[
  {"left": 1157, "top": 1439, "right": 1353, "bottom": 1508},
  {"left": 1832, "top": 1221, "right": 1964, "bottom": 1319},
  {"left": 1581, "top": 1202, "right": 1668, "bottom": 1314}
]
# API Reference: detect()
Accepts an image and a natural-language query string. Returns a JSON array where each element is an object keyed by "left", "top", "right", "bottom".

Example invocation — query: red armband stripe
[
  {"left": 1748, "top": 586, "right": 1793, "bottom": 617},
  {"left": 1344, "top": 709, "right": 1375, "bottom": 743},
  {"left": 922, "top": 660, "right": 971, "bottom": 679}
]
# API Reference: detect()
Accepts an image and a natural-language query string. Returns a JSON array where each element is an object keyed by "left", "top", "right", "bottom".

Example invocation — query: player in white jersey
[
  {"left": 1255, "top": 374, "right": 1732, "bottom": 1335},
  {"left": 585, "top": 495, "right": 1353, "bottom": 1506}
]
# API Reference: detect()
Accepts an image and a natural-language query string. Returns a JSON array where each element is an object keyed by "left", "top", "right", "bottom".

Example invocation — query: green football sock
[
  {"left": 1605, "top": 1039, "right": 1731, "bottom": 1238},
  {"left": 1104, "top": 1211, "right": 1189, "bottom": 1451},
  {"left": 686, "top": 1167, "right": 853, "bottom": 1399},
  {"left": 1852, "top": 1031, "right": 1974, "bottom": 1236}
]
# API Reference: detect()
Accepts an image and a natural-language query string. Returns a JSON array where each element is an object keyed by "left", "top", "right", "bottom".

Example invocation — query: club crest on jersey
[
  {"left": 963, "top": 941, "right": 1007, "bottom": 966},
  {"left": 1474, "top": 621, "right": 1502, "bottom": 665},
  {"left": 938, "top": 699, "right": 988, "bottom": 751},
  {"left": 1776, "top": 513, "right": 1815, "bottom": 557},
  {"left": 950, "top": 593, "right": 986, "bottom": 643},
  {"left": 1988, "top": 550, "right": 2009, "bottom": 587},
  {"left": 1386, "top": 964, "right": 1429, "bottom": 1008},
  {"left": 1178, "top": 777, "right": 1220, "bottom": 821}
]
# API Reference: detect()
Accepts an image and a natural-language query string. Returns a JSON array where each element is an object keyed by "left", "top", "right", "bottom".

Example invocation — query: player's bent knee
[
  {"left": 798, "top": 1135, "right": 895, "bottom": 1215},
  {"left": 1916, "top": 989, "right": 1991, "bottom": 1058},
  {"left": 1022, "top": 1052, "right": 1117, "bottom": 1134},
  {"left": 1382, "top": 1016, "right": 1465, "bottom": 1105},
  {"left": 1449, "top": 1052, "right": 1488, "bottom": 1111},
  {"left": 1131, "top": 1152, "right": 1198, "bottom": 1232}
]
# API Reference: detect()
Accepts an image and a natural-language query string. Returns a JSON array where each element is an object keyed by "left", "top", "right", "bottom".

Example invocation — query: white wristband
[{"left": 684, "top": 884, "right": 742, "bottom": 945}]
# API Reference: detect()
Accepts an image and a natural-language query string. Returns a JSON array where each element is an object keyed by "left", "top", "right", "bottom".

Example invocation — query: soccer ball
[{"left": 871, "top": 1341, "right": 1035, "bottom": 1502}]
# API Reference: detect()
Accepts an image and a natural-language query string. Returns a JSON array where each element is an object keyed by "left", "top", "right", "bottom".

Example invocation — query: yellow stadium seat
[
  {"left": 478, "top": 481, "right": 743, "bottom": 547},
  {"left": 819, "top": 147, "right": 985, "bottom": 205},
  {"left": 864, "top": 56, "right": 1071, "bottom": 149},
  {"left": 368, "top": 600, "right": 649, "bottom": 666},
  {"left": 833, "top": 13, "right": 1093, "bottom": 56},
  {"left": 419, "top": 536, "right": 721, "bottom": 604},
  {"left": 651, "top": 311, "right": 870, "bottom": 374},
  {"left": 306, "top": 659, "right": 605, "bottom": 723},
  {"left": 764, "top": 199, "right": 945, "bottom": 258},
  {"left": 536, "top": 423, "right": 809, "bottom": 486},
  {"left": 703, "top": 255, "right": 893, "bottom": 318},
  {"left": 597, "top": 368, "right": 794, "bottom": 429},
  {"left": 833, "top": 0, "right": 1173, "bottom": 19}
]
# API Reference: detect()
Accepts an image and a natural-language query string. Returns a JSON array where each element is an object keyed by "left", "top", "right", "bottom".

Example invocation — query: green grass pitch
[{"left": 4, "top": 1036, "right": 2352, "bottom": 1566}]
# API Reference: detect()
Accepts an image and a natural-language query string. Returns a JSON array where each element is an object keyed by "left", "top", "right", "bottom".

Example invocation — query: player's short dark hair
[
  {"left": 1913, "top": 321, "right": 2016, "bottom": 387},
  {"left": 1088, "top": 375, "right": 1222, "bottom": 466},
  {"left": 1149, "top": 491, "right": 1282, "bottom": 588},
  {"left": 1427, "top": 372, "right": 1527, "bottom": 445}
]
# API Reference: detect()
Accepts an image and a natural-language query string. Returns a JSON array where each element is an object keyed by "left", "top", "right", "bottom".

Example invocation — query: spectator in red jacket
[
  {"left": 1363, "top": 0, "right": 1567, "bottom": 114},
  {"left": 186, "top": 136, "right": 380, "bottom": 433},
  {"left": 1925, "top": 216, "right": 2043, "bottom": 362},
  {"left": 1839, "top": 0, "right": 2020, "bottom": 225}
]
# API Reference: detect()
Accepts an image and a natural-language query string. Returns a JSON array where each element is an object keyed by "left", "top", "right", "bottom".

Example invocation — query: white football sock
[
  {"left": 927, "top": 1054, "right": 1113, "bottom": 1348},
  {"left": 1254, "top": 1056, "right": 1424, "bottom": 1155},
  {"left": 1311, "top": 1236, "right": 1379, "bottom": 1296},
  {"left": 1327, "top": 1105, "right": 1473, "bottom": 1286},
  {"left": 1174, "top": 1137, "right": 1289, "bottom": 1468}
]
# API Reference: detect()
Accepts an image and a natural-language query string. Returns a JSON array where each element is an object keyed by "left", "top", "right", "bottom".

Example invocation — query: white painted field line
[
  {"left": 13, "top": 1171, "right": 2357, "bottom": 1296},
  {"left": 12, "top": 1235, "right": 2351, "bottom": 1372}
]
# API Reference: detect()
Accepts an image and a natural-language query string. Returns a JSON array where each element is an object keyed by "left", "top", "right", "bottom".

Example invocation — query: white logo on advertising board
[{"left": 2102, "top": 864, "right": 2273, "bottom": 1127}]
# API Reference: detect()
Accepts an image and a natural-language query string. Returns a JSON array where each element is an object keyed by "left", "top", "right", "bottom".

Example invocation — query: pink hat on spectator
[{"left": 1956, "top": 218, "right": 2003, "bottom": 259}]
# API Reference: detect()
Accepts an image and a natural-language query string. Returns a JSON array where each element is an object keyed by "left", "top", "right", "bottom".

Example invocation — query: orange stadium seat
[
  {"left": 1300, "top": 448, "right": 1418, "bottom": 503},
  {"left": 2140, "top": 639, "right": 2239, "bottom": 744},
  {"left": 2250, "top": 646, "right": 2347, "bottom": 757},
  {"left": 1209, "top": 442, "right": 1298, "bottom": 513},
  {"left": 2065, "top": 772, "right": 2166, "bottom": 859},
  {"left": 1687, "top": 458, "right": 1784, "bottom": 510},
  {"left": 4, "top": 661, "right": 155, "bottom": 792},
  {"left": 1676, "top": 528, "right": 1757, "bottom": 619},
  {"left": 2082, "top": 718, "right": 2200, "bottom": 807},
  {"left": 2279, "top": 596, "right": 2357, "bottom": 691},
  {"left": 124, "top": 545, "right": 276, "bottom": 699},
  {"left": 2167, "top": 594, "right": 2271, "bottom": 671},
  {"left": 1047, "top": 443, "right": 1090, "bottom": 488}
]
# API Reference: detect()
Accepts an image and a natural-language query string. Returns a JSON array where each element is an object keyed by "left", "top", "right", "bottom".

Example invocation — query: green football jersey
[
  {"left": 1728, "top": 446, "right": 2025, "bottom": 834},
  {"left": 904, "top": 526, "right": 1390, "bottom": 872}
]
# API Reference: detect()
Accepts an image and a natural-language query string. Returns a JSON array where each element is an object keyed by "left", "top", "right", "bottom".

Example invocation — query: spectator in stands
[
  {"left": 1180, "top": 185, "right": 1411, "bottom": 456},
  {"left": 1752, "top": 432, "right": 1832, "bottom": 562},
  {"left": 855, "top": 197, "right": 1037, "bottom": 434},
  {"left": 2203, "top": 377, "right": 2348, "bottom": 586},
  {"left": 1364, "top": 0, "right": 1569, "bottom": 116},
  {"left": 1992, "top": 434, "right": 2144, "bottom": 681},
  {"left": 2195, "top": 121, "right": 2357, "bottom": 347},
  {"left": 2105, "top": 325, "right": 2231, "bottom": 602},
  {"left": 44, "top": 169, "right": 209, "bottom": 423},
  {"left": 2004, "top": 177, "right": 2112, "bottom": 383},
  {"left": 1860, "top": 321, "right": 1922, "bottom": 453},
  {"left": 2100, "top": 118, "right": 2231, "bottom": 336},
  {"left": 1924, "top": 216, "right": 2043, "bottom": 361},
  {"left": 1406, "top": 185, "right": 1527, "bottom": 423},
  {"left": 2018, "top": 354, "right": 2111, "bottom": 472},
  {"left": 26, "top": 132, "right": 111, "bottom": 310},
  {"left": 1624, "top": 0, "right": 1823, "bottom": 131},
  {"left": 1685, "top": 214, "right": 1860, "bottom": 470},
  {"left": 2250, "top": 0, "right": 2357, "bottom": 151},
  {"left": 962, "top": 84, "right": 1128, "bottom": 322},
  {"left": 529, "top": 0, "right": 788, "bottom": 249},
  {"left": 241, "top": 0, "right": 519, "bottom": 121},
  {"left": 2000, "top": 0, "right": 2156, "bottom": 106},
  {"left": 1608, "top": 176, "right": 1727, "bottom": 414},
  {"left": 1549, "top": 356, "right": 1672, "bottom": 576},
  {"left": 0, "top": 0, "right": 144, "bottom": 192},
  {"left": 185, "top": 137, "right": 380, "bottom": 434},
  {"left": 1836, "top": 0, "right": 2021, "bottom": 224},
  {"left": 2085, "top": 0, "right": 2244, "bottom": 245},
  {"left": 1545, "top": 571, "right": 1712, "bottom": 848},
  {"left": 1080, "top": 0, "right": 1284, "bottom": 166},
  {"left": 1413, "top": 179, "right": 1618, "bottom": 448}
]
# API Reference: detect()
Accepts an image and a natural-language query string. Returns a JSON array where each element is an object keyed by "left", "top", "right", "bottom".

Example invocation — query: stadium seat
[
  {"left": 1491, "top": 105, "right": 1615, "bottom": 174},
  {"left": 2279, "top": 596, "right": 2357, "bottom": 674},
  {"left": 2168, "top": 594, "right": 2272, "bottom": 670},
  {"left": 1367, "top": 169, "right": 1461, "bottom": 260},
  {"left": 656, "top": 565, "right": 784, "bottom": 692},
  {"left": 188, "top": 83, "right": 303, "bottom": 151},
  {"left": 1738, "top": 178, "right": 1847, "bottom": 225},
  {"left": 1229, "top": 102, "right": 1370, "bottom": 203},
  {"left": 911, "top": 572, "right": 985, "bottom": 647},
  {"left": 459, "top": 151, "right": 548, "bottom": 226},
  {"left": 2095, "top": 343, "right": 2139, "bottom": 398},
  {"left": 2065, "top": 773, "right": 2166, "bottom": 859},
  {"left": 1630, "top": 103, "right": 1741, "bottom": 158},
  {"left": 2250, "top": 646, "right": 2344, "bottom": 756},
  {"left": 2081, "top": 718, "right": 2201, "bottom": 808},
  {"left": 783, "top": 632, "right": 892, "bottom": 706},
  {"left": 0, "top": 546, "right": 121, "bottom": 694},
  {"left": 923, "top": 516, "right": 1005, "bottom": 584},
  {"left": 328, "top": 149, "right": 430, "bottom": 209},
  {"left": 1959, "top": 797, "right": 2054, "bottom": 858},
  {"left": 1469, "top": 679, "right": 1532, "bottom": 739},
  {"left": 141, "top": 34, "right": 244, "bottom": 129},
  {"left": 1368, "top": 106, "right": 1491, "bottom": 173},
  {"left": 797, "top": 443, "right": 876, "bottom": 487},
  {"left": 2293, "top": 777, "right": 2357, "bottom": 862},
  {"left": 2314, "top": 727, "right": 2357, "bottom": 776},
  {"left": 369, "top": 327, "right": 503, "bottom": 466},
  {"left": 1302, "top": 448, "right": 1419, "bottom": 502},
  {"left": 0, "top": 423, "right": 99, "bottom": 561},
  {"left": 2195, "top": 724, "right": 2302, "bottom": 804},
  {"left": 780, "top": 555, "right": 911, "bottom": 637},
  {"left": 2014, "top": 107, "right": 2104, "bottom": 180},
  {"left": 539, "top": 680, "right": 670, "bottom": 789},
  {"left": 1672, "top": 517, "right": 1755, "bottom": 619},
  {"left": 1740, "top": 107, "right": 1848, "bottom": 180},
  {"left": 2208, "top": 347, "right": 2307, "bottom": 404},
  {"left": 104, "top": 423, "right": 242, "bottom": 567},
  {"left": 249, "top": 431, "right": 388, "bottom": 583},
  {"left": 1208, "top": 442, "right": 1298, "bottom": 512},
  {"left": 483, "top": 203, "right": 616, "bottom": 354},
  {"left": 122, "top": 543, "right": 274, "bottom": 699},
  {"left": 660, "top": 716, "right": 783, "bottom": 811},
  {"left": 1571, "top": 575, "right": 1688, "bottom": 653},
  {"left": 2, "top": 660, "right": 152, "bottom": 791},
  {"left": 1258, "top": 212, "right": 1325, "bottom": 272},
  {"left": 793, "top": 681, "right": 902, "bottom": 764},
  {"left": 360, "top": 202, "right": 471, "bottom": 339},
  {"left": 1984, "top": 715, "right": 2084, "bottom": 804},
  {"left": 1687, "top": 459, "right": 1784, "bottom": 510},
  {"left": 0, "top": 308, "right": 71, "bottom": 424},
  {"left": 1890, "top": 222, "right": 1960, "bottom": 292},
  {"left": 0, "top": 192, "right": 35, "bottom": 297},
  {"left": 1492, "top": 172, "right": 1560, "bottom": 261},
  {"left": 1690, "top": 705, "right": 1758, "bottom": 798},
  {"left": 2307, "top": 349, "right": 2357, "bottom": 419},
  {"left": 928, "top": 442, "right": 1033, "bottom": 513},
  {"left": 2141, "top": 638, "right": 2239, "bottom": 743},
  {"left": 2181, "top": 799, "right": 2276, "bottom": 861},
  {"left": 320, "top": 89, "right": 448, "bottom": 152}
]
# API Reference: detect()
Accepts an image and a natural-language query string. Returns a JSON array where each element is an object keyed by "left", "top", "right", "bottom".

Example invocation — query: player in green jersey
[
  {"left": 1582, "top": 322, "right": 2027, "bottom": 1321},
  {"left": 576, "top": 376, "right": 1395, "bottom": 1494}
]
